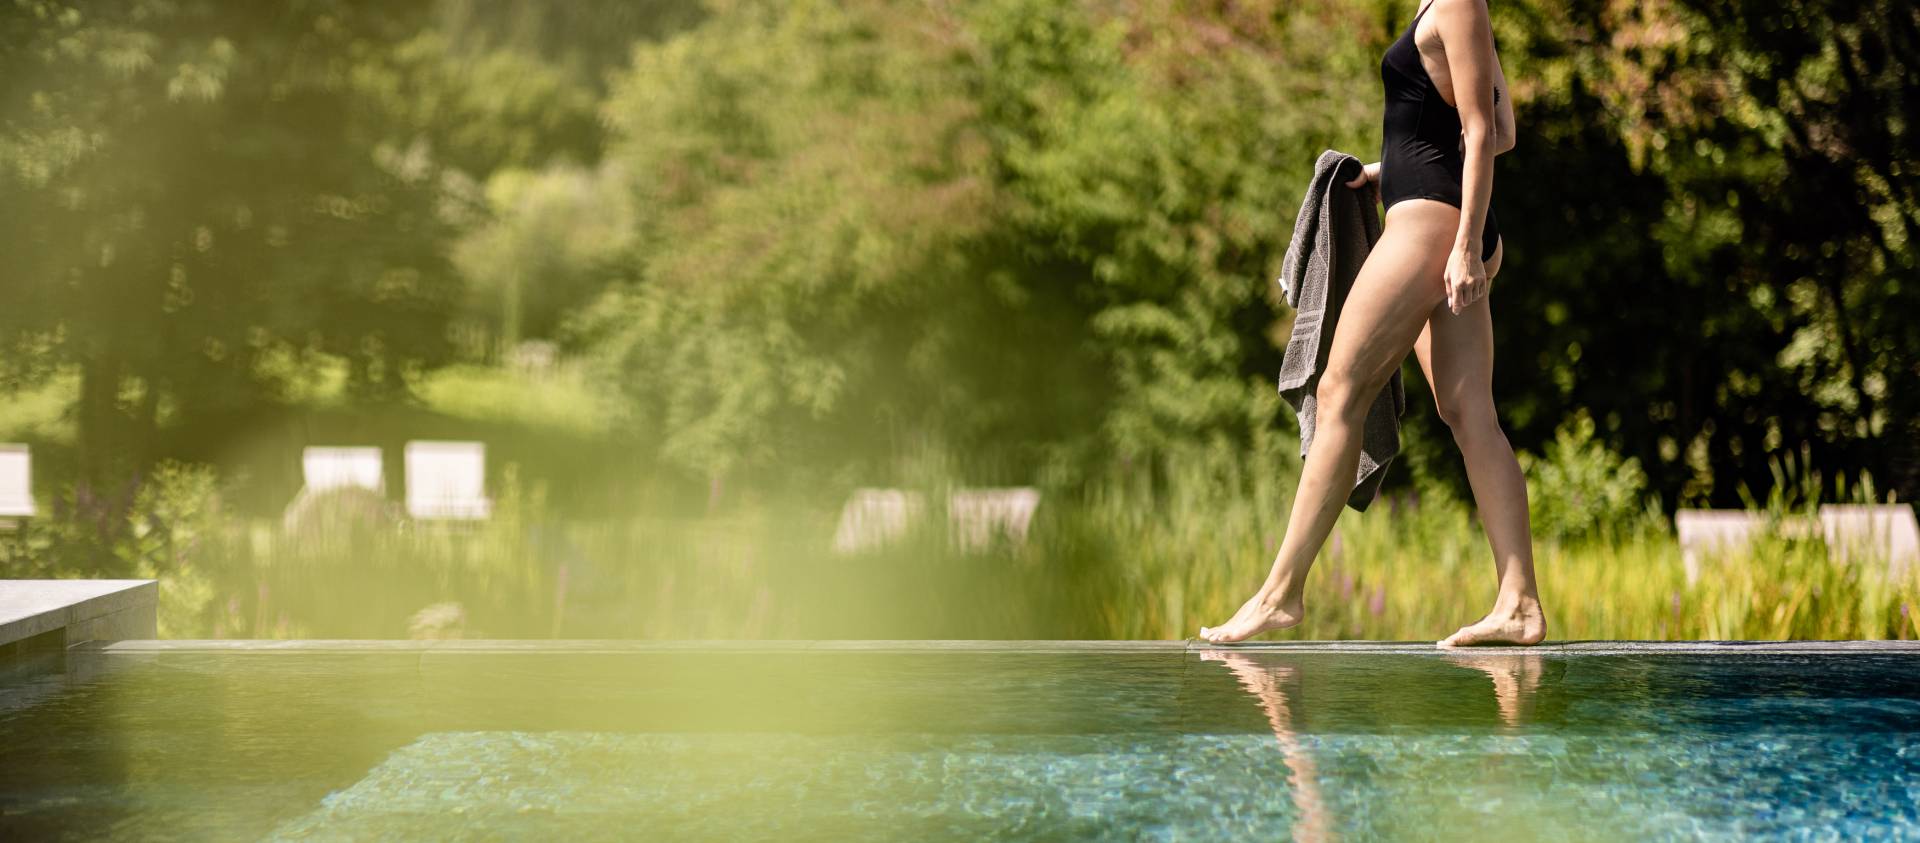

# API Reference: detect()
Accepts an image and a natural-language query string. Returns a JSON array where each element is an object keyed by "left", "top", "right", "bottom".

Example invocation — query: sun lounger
[
  {"left": 1818, "top": 503, "right": 1919, "bottom": 579},
  {"left": 0, "top": 444, "right": 34, "bottom": 521},
  {"left": 831, "top": 488, "right": 925, "bottom": 553},
  {"left": 404, "top": 441, "right": 493, "bottom": 520},
  {"left": 948, "top": 487, "right": 1040, "bottom": 553},
  {"left": 301, "top": 447, "right": 385, "bottom": 494}
]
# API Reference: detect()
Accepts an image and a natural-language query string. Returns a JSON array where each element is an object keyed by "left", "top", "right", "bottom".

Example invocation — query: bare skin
[{"left": 1199, "top": 0, "right": 1544, "bottom": 648}]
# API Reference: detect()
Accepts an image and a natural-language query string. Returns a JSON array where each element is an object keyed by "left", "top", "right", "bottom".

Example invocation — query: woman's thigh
[
  {"left": 1412, "top": 211, "right": 1501, "bottom": 422},
  {"left": 1320, "top": 201, "right": 1456, "bottom": 402}
]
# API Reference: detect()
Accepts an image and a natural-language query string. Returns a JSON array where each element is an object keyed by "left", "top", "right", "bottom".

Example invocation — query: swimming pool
[{"left": 4, "top": 641, "right": 1919, "bottom": 840}]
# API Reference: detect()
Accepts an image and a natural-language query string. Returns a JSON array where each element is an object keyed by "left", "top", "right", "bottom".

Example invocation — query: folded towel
[{"left": 1276, "top": 149, "right": 1406, "bottom": 512}]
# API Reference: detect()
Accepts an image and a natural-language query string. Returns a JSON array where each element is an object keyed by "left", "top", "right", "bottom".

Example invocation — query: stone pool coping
[
  {"left": 69, "top": 639, "right": 1920, "bottom": 655},
  {"left": 1, "top": 579, "right": 157, "bottom": 654},
  {"left": 7, "top": 579, "right": 1916, "bottom": 657}
]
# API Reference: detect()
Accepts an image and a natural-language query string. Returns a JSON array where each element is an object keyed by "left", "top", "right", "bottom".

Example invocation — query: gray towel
[{"left": 1276, "top": 149, "right": 1406, "bottom": 512}]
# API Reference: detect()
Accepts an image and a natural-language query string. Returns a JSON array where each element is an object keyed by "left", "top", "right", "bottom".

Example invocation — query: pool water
[{"left": 3, "top": 645, "right": 1919, "bottom": 840}]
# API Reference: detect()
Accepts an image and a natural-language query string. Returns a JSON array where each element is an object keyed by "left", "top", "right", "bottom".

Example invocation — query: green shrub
[
  {"left": 121, "top": 461, "right": 233, "bottom": 638},
  {"left": 1517, "top": 408, "right": 1657, "bottom": 545}
]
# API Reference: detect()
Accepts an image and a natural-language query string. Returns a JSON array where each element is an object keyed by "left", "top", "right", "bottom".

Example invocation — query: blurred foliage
[
  {"left": 1518, "top": 407, "right": 1663, "bottom": 545},
  {"left": 121, "top": 461, "right": 227, "bottom": 637},
  {"left": 453, "top": 165, "right": 637, "bottom": 348},
  {"left": 0, "top": 459, "right": 229, "bottom": 636},
  {"left": 23, "top": 452, "right": 1909, "bottom": 642},
  {"left": 1492, "top": 0, "right": 1920, "bottom": 509},
  {"left": 0, "top": 0, "right": 468, "bottom": 493}
]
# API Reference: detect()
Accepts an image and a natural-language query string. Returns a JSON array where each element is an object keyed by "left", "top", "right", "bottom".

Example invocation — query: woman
[{"left": 1201, "top": 0, "right": 1545, "bottom": 647}]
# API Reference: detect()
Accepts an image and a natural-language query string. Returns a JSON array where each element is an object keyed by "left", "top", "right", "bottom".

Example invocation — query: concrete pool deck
[
  {"left": 0, "top": 579, "right": 157, "bottom": 655},
  {"left": 66, "top": 638, "right": 1920, "bottom": 655},
  {"left": 7, "top": 579, "right": 1919, "bottom": 657}
]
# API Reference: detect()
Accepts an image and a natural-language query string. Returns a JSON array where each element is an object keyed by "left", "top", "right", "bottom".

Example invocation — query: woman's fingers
[{"left": 1345, "top": 161, "right": 1380, "bottom": 189}]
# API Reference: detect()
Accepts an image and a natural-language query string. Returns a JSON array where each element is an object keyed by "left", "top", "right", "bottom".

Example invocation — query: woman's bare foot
[
  {"left": 1437, "top": 593, "right": 1547, "bottom": 647},
  {"left": 1199, "top": 591, "right": 1304, "bottom": 644}
]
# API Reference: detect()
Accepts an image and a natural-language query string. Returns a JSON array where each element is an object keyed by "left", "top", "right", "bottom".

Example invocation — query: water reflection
[
  {"left": 1200, "top": 651, "right": 1336, "bottom": 842},
  {"left": 1441, "top": 653, "right": 1545, "bottom": 728},
  {"left": 1201, "top": 650, "right": 1561, "bottom": 839}
]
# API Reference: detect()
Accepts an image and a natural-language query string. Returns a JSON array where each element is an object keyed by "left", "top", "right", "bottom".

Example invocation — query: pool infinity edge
[{"left": 65, "top": 639, "right": 1920, "bottom": 655}]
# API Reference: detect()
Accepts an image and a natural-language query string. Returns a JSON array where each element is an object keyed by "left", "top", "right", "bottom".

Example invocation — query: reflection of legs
[
  {"left": 1201, "top": 209, "right": 1453, "bottom": 644},
  {"left": 1411, "top": 253, "right": 1547, "bottom": 648},
  {"left": 1442, "top": 653, "right": 1544, "bottom": 728},
  {"left": 1202, "top": 652, "right": 1335, "bottom": 841}
]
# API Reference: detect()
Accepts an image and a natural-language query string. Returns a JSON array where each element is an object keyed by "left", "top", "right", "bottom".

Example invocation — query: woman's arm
[
  {"left": 1459, "top": 58, "right": 1514, "bottom": 155},
  {"left": 1490, "top": 48, "right": 1515, "bottom": 154},
  {"left": 1435, "top": 0, "right": 1499, "bottom": 263}
]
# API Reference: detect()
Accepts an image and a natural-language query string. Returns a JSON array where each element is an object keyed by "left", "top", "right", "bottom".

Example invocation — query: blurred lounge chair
[
  {"left": 301, "top": 446, "right": 385, "bottom": 494},
  {"left": 405, "top": 441, "right": 493, "bottom": 521},
  {"left": 1676, "top": 504, "right": 1916, "bottom": 583},
  {"left": 948, "top": 487, "right": 1040, "bottom": 553},
  {"left": 0, "top": 444, "right": 34, "bottom": 525},
  {"left": 284, "top": 446, "right": 396, "bottom": 535},
  {"left": 1674, "top": 509, "right": 1767, "bottom": 585},
  {"left": 1818, "top": 503, "right": 1919, "bottom": 580},
  {"left": 831, "top": 488, "right": 925, "bottom": 554}
]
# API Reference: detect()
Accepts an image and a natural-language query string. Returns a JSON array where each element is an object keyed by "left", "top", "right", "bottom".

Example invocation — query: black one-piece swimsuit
[{"left": 1378, "top": 0, "right": 1501, "bottom": 263}]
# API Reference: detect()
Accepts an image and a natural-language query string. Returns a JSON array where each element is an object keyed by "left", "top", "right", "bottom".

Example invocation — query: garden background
[{"left": 2, "top": 0, "right": 1916, "bottom": 640}]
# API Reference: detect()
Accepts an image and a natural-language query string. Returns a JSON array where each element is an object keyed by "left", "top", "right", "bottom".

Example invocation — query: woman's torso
[{"left": 1377, "top": 0, "right": 1500, "bottom": 262}]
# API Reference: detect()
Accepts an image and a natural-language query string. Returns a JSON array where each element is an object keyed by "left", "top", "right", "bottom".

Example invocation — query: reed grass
[{"left": 146, "top": 439, "right": 1917, "bottom": 643}]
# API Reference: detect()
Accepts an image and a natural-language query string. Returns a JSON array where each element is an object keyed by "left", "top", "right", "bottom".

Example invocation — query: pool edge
[{"left": 64, "top": 638, "right": 1920, "bottom": 655}]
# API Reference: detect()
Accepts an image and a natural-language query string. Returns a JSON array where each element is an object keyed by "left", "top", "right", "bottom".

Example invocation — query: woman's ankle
[{"left": 1256, "top": 582, "right": 1305, "bottom": 612}]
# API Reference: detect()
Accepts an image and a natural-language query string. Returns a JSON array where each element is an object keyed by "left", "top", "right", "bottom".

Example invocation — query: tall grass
[
  {"left": 11, "top": 437, "right": 1916, "bottom": 642},
  {"left": 1034, "top": 437, "right": 1918, "bottom": 641}
]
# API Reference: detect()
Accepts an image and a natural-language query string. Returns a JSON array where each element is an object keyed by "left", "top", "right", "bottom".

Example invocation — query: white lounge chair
[
  {"left": 1818, "top": 503, "right": 1919, "bottom": 579},
  {"left": 405, "top": 441, "right": 493, "bottom": 520},
  {"left": 831, "top": 488, "right": 925, "bottom": 554},
  {"left": 301, "top": 447, "right": 385, "bottom": 494},
  {"left": 1674, "top": 509, "right": 1767, "bottom": 585},
  {"left": 948, "top": 487, "right": 1040, "bottom": 553},
  {"left": 284, "top": 446, "right": 393, "bottom": 534},
  {"left": 0, "top": 444, "right": 34, "bottom": 520}
]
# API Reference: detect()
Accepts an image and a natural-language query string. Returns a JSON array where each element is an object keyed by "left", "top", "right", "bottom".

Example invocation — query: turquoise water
[{"left": 3, "top": 648, "right": 1919, "bottom": 840}]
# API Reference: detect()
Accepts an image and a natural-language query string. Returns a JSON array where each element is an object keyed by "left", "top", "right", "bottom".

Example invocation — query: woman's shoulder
[{"left": 1421, "top": 0, "right": 1492, "bottom": 33}]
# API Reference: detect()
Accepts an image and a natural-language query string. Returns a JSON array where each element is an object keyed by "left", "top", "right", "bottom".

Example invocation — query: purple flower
[
  {"left": 1369, "top": 584, "right": 1386, "bottom": 616},
  {"left": 1339, "top": 570, "right": 1355, "bottom": 602}
]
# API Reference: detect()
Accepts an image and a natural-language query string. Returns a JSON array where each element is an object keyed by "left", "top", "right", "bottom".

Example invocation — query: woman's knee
[
  {"left": 1315, "top": 369, "right": 1384, "bottom": 419},
  {"left": 1438, "top": 393, "right": 1503, "bottom": 441}
]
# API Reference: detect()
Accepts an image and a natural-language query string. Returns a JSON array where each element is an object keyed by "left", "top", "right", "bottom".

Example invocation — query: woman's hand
[
  {"left": 1343, "top": 160, "right": 1381, "bottom": 205},
  {"left": 1443, "top": 244, "right": 1488, "bottom": 314}
]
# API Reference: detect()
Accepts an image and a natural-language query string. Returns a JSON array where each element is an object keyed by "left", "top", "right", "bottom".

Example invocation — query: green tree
[
  {"left": 0, "top": 0, "right": 464, "bottom": 492},
  {"left": 1492, "top": 0, "right": 1920, "bottom": 509}
]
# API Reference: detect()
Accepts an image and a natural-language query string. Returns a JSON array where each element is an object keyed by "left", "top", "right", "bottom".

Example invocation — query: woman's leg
[
  {"left": 1200, "top": 203, "right": 1457, "bottom": 644},
  {"left": 1411, "top": 236, "right": 1547, "bottom": 646}
]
